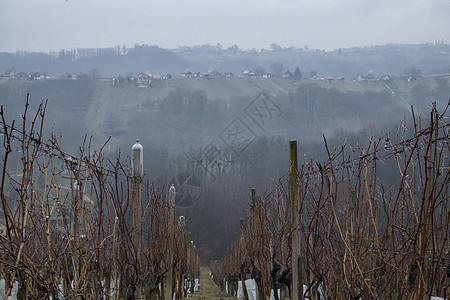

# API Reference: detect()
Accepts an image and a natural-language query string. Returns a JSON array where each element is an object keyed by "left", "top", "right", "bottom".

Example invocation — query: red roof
[{"left": 138, "top": 72, "right": 151, "bottom": 78}]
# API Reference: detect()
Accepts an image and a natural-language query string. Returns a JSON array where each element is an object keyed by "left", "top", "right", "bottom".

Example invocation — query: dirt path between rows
[{"left": 188, "top": 267, "right": 235, "bottom": 300}]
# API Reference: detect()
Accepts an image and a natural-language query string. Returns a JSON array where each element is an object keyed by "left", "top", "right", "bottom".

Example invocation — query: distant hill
[
  {"left": 1, "top": 75, "right": 448, "bottom": 157},
  {"left": 1, "top": 43, "right": 450, "bottom": 79}
]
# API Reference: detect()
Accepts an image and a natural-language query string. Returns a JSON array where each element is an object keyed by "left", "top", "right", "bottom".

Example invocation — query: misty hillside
[
  {"left": 1, "top": 74, "right": 449, "bottom": 156},
  {"left": 1, "top": 65, "right": 449, "bottom": 264},
  {"left": 2, "top": 43, "right": 450, "bottom": 78}
]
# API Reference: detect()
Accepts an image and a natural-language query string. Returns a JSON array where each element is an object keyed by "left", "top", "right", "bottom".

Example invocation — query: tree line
[{"left": 2, "top": 43, "right": 450, "bottom": 78}]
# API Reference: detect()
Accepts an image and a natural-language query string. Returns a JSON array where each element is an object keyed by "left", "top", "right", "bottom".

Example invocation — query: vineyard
[
  {"left": 0, "top": 96, "right": 200, "bottom": 299},
  {"left": 0, "top": 95, "right": 449, "bottom": 299},
  {"left": 211, "top": 102, "right": 449, "bottom": 299}
]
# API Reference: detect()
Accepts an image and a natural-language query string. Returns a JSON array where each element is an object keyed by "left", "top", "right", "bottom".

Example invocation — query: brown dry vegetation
[
  {"left": 211, "top": 101, "right": 450, "bottom": 299},
  {"left": 0, "top": 95, "right": 200, "bottom": 299}
]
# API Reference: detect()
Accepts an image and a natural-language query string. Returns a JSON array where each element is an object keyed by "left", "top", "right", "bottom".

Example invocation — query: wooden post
[
  {"left": 187, "top": 232, "right": 192, "bottom": 295},
  {"left": 234, "top": 232, "right": 239, "bottom": 297},
  {"left": 261, "top": 261, "right": 267, "bottom": 300},
  {"left": 104, "top": 270, "right": 111, "bottom": 300},
  {"left": 166, "top": 185, "right": 176, "bottom": 300},
  {"left": 363, "top": 279, "right": 370, "bottom": 300},
  {"left": 132, "top": 139, "right": 143, "bottom": 299},
  {"left": 280, "top": 286, "right": 286, "bottom": 300},
  {"left": 72, "top": 179, "right": 82, "bottom": 299},
  {"left": 309, "top": 235, "right": 317, "bottom": 300},
  {"left": 179, "top": 216, "right": 186, "bottom": 298},
  {"left": 240, "top": 218, "right": 249, "bottom": 300},
  {"left": 113, "top": 216, "right": 119, "bottom": 299},
  {"left": 350, "top": 190, "right": 356, "bottom": 241},
  {"left": 251, "top": 188, "right": 262, "bottom": 300},
  {"left": 290, "top": 140, "right": 303, "bottom": 300}
]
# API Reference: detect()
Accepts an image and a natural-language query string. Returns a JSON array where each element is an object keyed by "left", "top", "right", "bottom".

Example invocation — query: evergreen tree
[{"left": 294, "top": 67, "right": 302, "bottom": 80}]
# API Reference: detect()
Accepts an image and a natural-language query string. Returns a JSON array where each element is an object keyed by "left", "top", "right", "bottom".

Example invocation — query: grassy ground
[{"left": 188, "top": 267, "right": 235, "bottom": 300}]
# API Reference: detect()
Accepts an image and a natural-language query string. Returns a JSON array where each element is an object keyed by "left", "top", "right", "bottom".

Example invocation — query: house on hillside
[
  {"left": 381, "top": 74, "right": 393, "bottom": 82},
  {"left": 357, "top": 73, "right": 375, "bottom": 82},
  {"left": 31, "top": 72, "right": 46, "bottom": 80},
  {"left": 199, "top": 72, "right": 210, "bottom": 78},
  {"left": 337, "top": 77, "right": 345, "bottom": 83},
  {"left": 281, "top": 69, "right": 293, "bottom": 78},
  {"left": 137, "top": 72, "right": 151, "bottom": 87},
  {"left": 404, "top": 74, "right": 417, "bottom": 82},
  {"left": 224, "top": 72, "right": 234, "bottom": 78},
  {"left": 209, "top": 70, "right": 222, "bottom": 78},
  {"left": 182, "top": 70, "right": 192, "bottom": 78},
  {"left": 324, "top": 76, "right": 334, "bottom": 83},
  {"left": 71, "top": 72, "right": 81, "bottom": 80},
  {"left": 112, "top": 77, "right": 120, "bottom": 86},
  {"left": 4, "top": 69, "right": 15, "bottom": 78},
  {"left": 242, "top": 70, "right": 255, "bottom": 77},
  {"left": 152, "top": 74, "right": 162, "bottom": 80}
]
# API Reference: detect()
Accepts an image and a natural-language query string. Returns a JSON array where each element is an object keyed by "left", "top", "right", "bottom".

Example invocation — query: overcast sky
[{"left": 1, "top": 0, "right": 449, "bottom": 53}]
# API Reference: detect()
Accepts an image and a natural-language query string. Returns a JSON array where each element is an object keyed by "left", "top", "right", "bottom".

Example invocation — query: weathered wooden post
[
  {"left": 240, "top": 218, "right": 250, "bottom": 300},
  {"left": 290, "top": 140, "right": 303, "bottom": 300},
  {"left": 233, "top": 232, "right": 239, "bottom": 297},
  {"left": 350, "top": 190, "right": 356, "bottom": 241},
  {"left": 363, "top": 279, "right": 370, "bottom": 300},
  {"left": 165, "top": 184, "right": 176, "bottom": 300},
  {"left": 250, "top": 188, "right": 263, "bottom": 300},
  {"left": 113, "top": 216, "right": 119, "bottom": 299},
  {"left": 179, "top": 215, "right": 186, "bottom": 298},
  {"left": 132, "top": 139, "right": 143, "bottom": 299},
  {"left": 72, "top": 179, "right": 82, "bottom": 299},
  {"left": 187, "top": 232, "right": 192, "bottom": 294}
]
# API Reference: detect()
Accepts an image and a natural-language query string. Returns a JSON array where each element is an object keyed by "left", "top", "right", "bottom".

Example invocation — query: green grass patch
[{"left": 188, "top": 267, "right": 235, "bottom": 300}]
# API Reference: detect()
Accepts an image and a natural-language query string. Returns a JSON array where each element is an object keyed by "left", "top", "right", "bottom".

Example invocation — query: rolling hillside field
[{"left": 0, "top": 75, "right": 448, "bottom": 156}]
